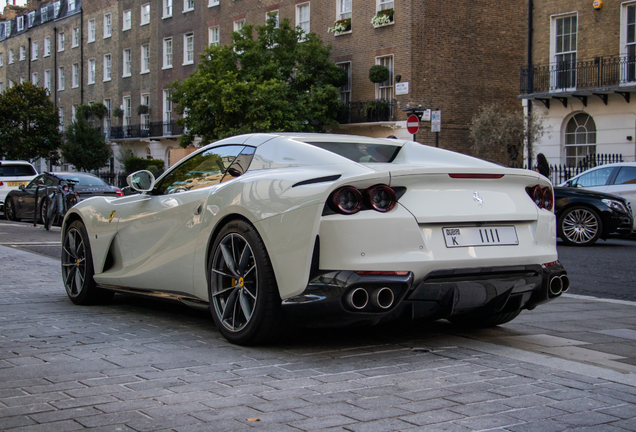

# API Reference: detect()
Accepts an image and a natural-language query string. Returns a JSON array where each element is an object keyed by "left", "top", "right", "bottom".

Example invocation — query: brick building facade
[
  {"left": 1, "top": 0, "right": 526, "bottom": 173},
  {"left": 521, "top": 0, "right": 636, "bottom": 166}
]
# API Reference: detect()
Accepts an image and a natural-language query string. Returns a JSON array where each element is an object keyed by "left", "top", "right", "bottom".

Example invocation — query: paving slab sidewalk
[{"left": 1, "top": 245, "right": 636, "bottom": 432}]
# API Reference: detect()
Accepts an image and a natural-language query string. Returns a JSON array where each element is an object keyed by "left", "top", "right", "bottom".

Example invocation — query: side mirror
[
  {"left": 19, "top": 184, "right": 25, "bottom": 191},
  {"left": 126, "top": 170, "right": 156, "bottom": 192}
]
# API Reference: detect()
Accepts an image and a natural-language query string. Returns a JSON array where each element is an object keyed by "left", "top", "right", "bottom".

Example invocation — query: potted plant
[
  {"left": 371, "top": 8, "right": 394, "bottom": 27},
  {"left": 328, "top": 18, "right": 351, "bottom": 35},
  {"left": 137, "top": 104, "right": 149, "bottom": 115},
  {"left": 364, "top": 99, "right": 391, "bottom": 121},
  {"left": 369, "top": 65, "right": 390, "bottom": 84},
  {"left": 113, "top": 107, "right": 124, "bottom": 119}
]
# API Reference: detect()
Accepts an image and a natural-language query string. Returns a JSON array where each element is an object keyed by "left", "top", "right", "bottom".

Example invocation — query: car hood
[{"left": 554, "top": 186, "right": 628, "bottom": 203}]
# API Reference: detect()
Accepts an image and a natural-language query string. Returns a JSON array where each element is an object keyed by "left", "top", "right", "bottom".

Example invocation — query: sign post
[
  {"left": 431, "top": 110, "right": 441, "bottom": 147},
  {"left": 407, "top": 114, "right": 420, "bottom": 141}
]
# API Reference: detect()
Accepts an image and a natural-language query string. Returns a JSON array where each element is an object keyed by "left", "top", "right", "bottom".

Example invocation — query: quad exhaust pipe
[
  {"left": 549, "top": 275, "right": 570, "bottom": 296},
  {"left": 345, "top": 287, "right": 395, "bottom": 310}
]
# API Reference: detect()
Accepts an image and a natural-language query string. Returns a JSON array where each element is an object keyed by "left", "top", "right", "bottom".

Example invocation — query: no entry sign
[{"left": 407, "top": 114, "right": 420, "bottom": 135}]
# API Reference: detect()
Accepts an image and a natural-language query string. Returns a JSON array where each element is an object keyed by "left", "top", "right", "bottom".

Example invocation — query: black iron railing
[
  {"left": 521, "top": 55, "right": 636, "bottom": 94},
  {"left": 106, "top": 121, "right": 184, "bottom": 140},
  {"left": 516, "top": 153, "right": 624, "bottom": 184},
  {"left": 337, "top": 99, "right": 396, "bottom": 124}
]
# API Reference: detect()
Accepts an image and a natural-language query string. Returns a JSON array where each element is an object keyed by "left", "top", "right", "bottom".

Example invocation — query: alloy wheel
[
  {"left": 210, "top": 233, "right": 258, "bottom": 333},
  {"left": 5, "top": 199, "right": 15, "bottom": 221},
  {"left": 62, "top": 227, "right": 87, "bottom": 297},
  {"left": 562, "top": 208, "right": 599, "bottom": 245}
]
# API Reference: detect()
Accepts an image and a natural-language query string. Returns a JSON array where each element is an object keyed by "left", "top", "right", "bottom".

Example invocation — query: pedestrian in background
[{"left": 535, "top": 153, "right": 551, "bottom": 179}]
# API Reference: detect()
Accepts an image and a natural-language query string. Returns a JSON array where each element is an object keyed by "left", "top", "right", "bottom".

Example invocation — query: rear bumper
[{"left": 281, "top": 262, "right": 568, "bottom": 327}]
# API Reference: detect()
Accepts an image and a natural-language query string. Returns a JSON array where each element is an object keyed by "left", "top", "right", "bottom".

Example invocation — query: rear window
[
  {"left": 0, "top": 164, "right": 37, "bottom": 177},
  {"left": 62, "top": 174, "right": 109, "bottom": 187},
  {"left": 305, "top": 142, "right": 401, "bottom": 163}
]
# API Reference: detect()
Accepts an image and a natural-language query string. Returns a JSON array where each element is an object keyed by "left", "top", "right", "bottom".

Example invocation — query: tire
[
  {"left": 44, "top": 196, "right": 55, "bottom": 231},
  {"left": 558, "top": 206, "right": 603, "bottom": 246},
  {"left": 40, "top": 198, "right": 49, "bottom": 224},
  {"left": 4, "top": 197, "right": 17, "bottom": 221},
  {"left": 448, "top": 310, "right": 522, "bottom": 328},
  {"left": 208, "top": 220, "right": 284, "bottom": 346},
  {"left": 62, "top": 220, "right": 113, "bottom": 305}
]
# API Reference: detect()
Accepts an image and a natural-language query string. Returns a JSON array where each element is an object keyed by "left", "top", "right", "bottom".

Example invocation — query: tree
[
  {"left": 60, "top": 104, "right": 112, "bottom": 172},
  {"left": 170, "top": 17, "right": 348, "bottom": 147},
  {"left": 469, "top": 104, "right": 546, "bottom": 167},
  {"left": 0, "top": 81, "right": 62, "bottom": 163}
]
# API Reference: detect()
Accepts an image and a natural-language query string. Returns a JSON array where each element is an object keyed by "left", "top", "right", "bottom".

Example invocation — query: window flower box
[
  {"left": 328, "top": 18, "right": 352, "bottom": 35},
  {"left": 371, "top": 8, "right": 394, "bottom": 27}
]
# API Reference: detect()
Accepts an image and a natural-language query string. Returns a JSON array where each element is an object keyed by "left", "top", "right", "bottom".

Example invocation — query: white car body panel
[{"left": 65, "top": 133, "right": 558, "bottom": 306}]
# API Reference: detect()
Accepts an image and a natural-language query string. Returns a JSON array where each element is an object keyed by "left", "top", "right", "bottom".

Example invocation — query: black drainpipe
[
  {"left": 27, "top": 37, "right": 31, "bottom": 81},
  {"left": 53, "top": 26, "right": 57, "bottom": 108},
  {"left": 80, "top": 7, "right": 84, "bottom": 104},
  {"left": 527, "top": 0, "right": 534, "bottom": 165}
]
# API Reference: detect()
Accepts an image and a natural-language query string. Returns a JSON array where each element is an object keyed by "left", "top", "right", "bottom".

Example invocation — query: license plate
[
  {"left": 443, "top": 226, "right": 518, "bottom": 248},
  {"left": 7, "top": 182, "right": 26, "bottom": 187}
]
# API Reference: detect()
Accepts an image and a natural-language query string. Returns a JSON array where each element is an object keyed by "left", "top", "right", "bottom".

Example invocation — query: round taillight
[
  {"left": 532, "top": 185, "right": 544, "bottom": 208},
  {"left": 329, "top": 186, "right": 362, "bottom": 215},
  {"left": 366, "top": 185, "right": 397, "bottom": 212},
  {"left": 542, "top": 187, "right": 553, "bottom": 211}
]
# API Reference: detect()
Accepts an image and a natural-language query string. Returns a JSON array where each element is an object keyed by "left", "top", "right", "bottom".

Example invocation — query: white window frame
[
  {"left": 32, "top": 72, "right": 38, "bottom": 86},
  {"left": 103, "top": 99, "right": 111, "bottom": 139},
  {"left": 163, "top": 89, "right": 172, "bottom": 134},
  {"left": 0, "top": 53, "right": 3, "bottom": 67},
  {"left": 68, "top": 0, "right": 76, "bottom": 12},
  {"left": 58, "top": 66, "right": 65, "bottom": 91},
  {"left": 123, "top": 10, "right": 132, "bottom": 31},
  {"left": 104, "top": 13, "right": 112, "bottom": 38},
  {"left": 9, "top": 49, "right": 14, "bottom": 64},
  {"left": 337, "top": 0, "right": 351, "bottom": 21},
  {"left": 141, "top": 4, "right": 150, "bottom": 25},
  {"left": 44, "top": 70, "right": 51, "bottom": 91},
  {"left": 549, "top": 12, "right": 578, "bottom": 92},
  {"left": 58, "top": 32, "right": 65, "bottom": 51},
  {"left": 123, "top": 96, "right": 132, "bottom": 127},
  {"left": 208, "top": 26, "right": 220, "bottom": 46},
  {"left": 88, "top": 58, "right": 96, "bottom": 84},
  {"left": 183, "top": 33, "right": 194, "bottom": 65},
  {"left": 141, "top": 44, "right": 150, "bottom": 73},
  {"left": 88, "top": 19, "right": 95, "bottom": 43},
  {"left": 72, "top": 63, "right": 79, "bottom": 88},
  {"left": 19, "top": 46, "right": 25, "bottom": 61},
  {"left": 140, "top": 93, "right": 150, "bottom": 129},
  {"left": 104, "top": 53, "right": 112, "bottom": 81},
  {"left": 163, "top": 37, "right": 173, "bottom": 69},
  {"left": 164, "top": 0, "right": 173, "bottom": 18},
  {"left": 123, "top": 49, "right": 132, "bottom": 77},
  {"left": 234, "top": 19, "right": 245, "bottom": 32},
  {"left": 266, "top": 10, "right": 279, "bottom": 28},
  {"left": 377, "top": 0, "right": 394, "bottom": 12},
  {"left": 208, "top": 0, "right": 219, "bottom": 6},
  {"left": 31, "top": 41, "right": 38, "bottom": 61},
  {"left": 17, "top": 16, "right": 24, "bottom": 32},
  {"left": 41, "top": 7, "right": 48, "bottom": 22},
  {"left": 59, "top": 107, "right": 64, "bottom": 133},
  {"left": 336, "top": 61, "right": 351, "bottom": 103},
  {"left": 54, "top": 2, "right": 61, "bottom": 19},
  {"left": 296, "top": 2, "right": 310, "bottom": 39},
  {"left": 44, "top": 36, "right": 51, "bottom": 56},
  {"left": 28, "top": 11, "right": 35, "bottom": 27},
  {"left": 184, "top": 0, "right": 194, "bottom": 13},
  {"left": 0, "top": 83, "right": 3, "bottom": 94},
  {"left": 72, "top": 27, "right": 80, "bottom": 48},
  {"left": 621, "top": 1, "right": 636, "bottom": 85},
  {"left": 375, "top": 54, "right": 394, "bottom": 100}
]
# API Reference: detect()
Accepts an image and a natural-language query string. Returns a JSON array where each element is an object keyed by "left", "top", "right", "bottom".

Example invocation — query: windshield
[
  {"left": 0, "top": 164, "right": 37, "bottom": 177},
  {"left": 61, "top": 174, "right": 109, "bottom": 187},
  {"left": 305, "top": 142, "right": 401, "bottom": 163}
]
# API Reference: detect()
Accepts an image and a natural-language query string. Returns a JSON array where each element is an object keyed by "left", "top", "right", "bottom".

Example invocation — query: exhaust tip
[
  {"left": 346, "top": 288, "right": 369, "bottom": 310},
  {"left": 549, "top": 276, "right": 563, "bottom": 296},
  {"left": 371, "top": 287, "right": 394, "bottom": 310},
  {"left": 560, "top": 275, "right": 570, "bottom": 293}
]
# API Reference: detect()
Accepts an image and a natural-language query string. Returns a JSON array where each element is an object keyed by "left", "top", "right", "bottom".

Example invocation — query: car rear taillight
[
  {"left": 328, "top": 186, "right": 363, "bottom": 215},
  {"left": 116, "top": 188, "right": 124, "bottom": 197},
  {"left": 0, "top": 181, "right": 3, "bottom": 186},
  {"left": 365, "top": 185, "right": 397, "bottom": 213},
  {"left": 526, "top": 185, "right": 553, "bottom": 211}
]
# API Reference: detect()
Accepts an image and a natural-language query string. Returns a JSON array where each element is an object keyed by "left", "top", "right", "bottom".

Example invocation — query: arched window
[
  {"left": 145, "top": 147, "right": 152, "bottom": 159},
  {"left": 165, "top": 146, "right": 173, "bottom": 167},
  {"left": 564, "top": 113, "right": 596, "bottom": 167}
]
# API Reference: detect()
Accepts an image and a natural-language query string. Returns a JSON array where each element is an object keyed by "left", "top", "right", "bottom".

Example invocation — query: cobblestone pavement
[{"left": 2, "top": 246, "right": 636, "bottom": 431}]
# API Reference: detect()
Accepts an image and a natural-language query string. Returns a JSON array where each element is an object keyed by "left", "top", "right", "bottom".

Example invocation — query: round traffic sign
[{"left": 407, "top": 114, "right": 420, "bottom": 135}]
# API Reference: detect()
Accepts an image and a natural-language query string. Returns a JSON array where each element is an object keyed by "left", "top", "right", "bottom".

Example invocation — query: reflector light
[
  {"left": 328, "top": 186, "right": 362, "bottom": 215},
  {"left": 355, "top": 271, "right": 409, "bottom": 276},
  {"left": 543, "top": 261, "right": 558, "bottom": 267},
  {"left": 365, "top": 185, "right": 397, "bottom": 212},
  {"left": 449, "top": 174, "right": 505, "bottom": 179},
  {"left": 116, "top": 188, "right": 124, "bottom": 197}
]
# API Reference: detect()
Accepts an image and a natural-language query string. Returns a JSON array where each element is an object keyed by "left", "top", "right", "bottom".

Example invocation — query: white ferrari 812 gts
[{"left": 61, "top": 133, "right": 568, "bottom": 345}]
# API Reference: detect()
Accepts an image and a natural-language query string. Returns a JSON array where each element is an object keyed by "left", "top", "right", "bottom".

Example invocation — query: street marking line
[{"left": 562, "top": 293, "right": 636, "bottom": 307}]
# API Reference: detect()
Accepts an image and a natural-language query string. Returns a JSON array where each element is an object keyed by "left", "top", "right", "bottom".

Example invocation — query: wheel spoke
[
  {"left": 68, "top": 232, "right": 76, "bottom": 255},
  {"left": 212, "top": 268, "right": 234, "bottom": 279},
  {"left": 222, "top": 288, "right": 239, "bottom": 322},
  {"left": 63, "top": 247, "right": 77, "bottom": 260},
  {"left": 220, "top": 244, "right": 239, "bottom": 278},
  {"left": 243, "top": 264, "right": 256, "bottom": 278},
  {"left": 243, "top": 285, "right": 257, "bottom": 300},
  {"left": 238, "top": 244, "right": 251, "bottom": 274},
  {"left": 239, "top": 290, "right": 253, "bottom": 320},
  {"left": 74, "top": 266, "right": 84, "bottom": 293},
  {"left": 65, "top": 267, "right": 77, "bottom": 293},
  {"left": 212, "top": 285, "right": 236, "bottom": 298}
]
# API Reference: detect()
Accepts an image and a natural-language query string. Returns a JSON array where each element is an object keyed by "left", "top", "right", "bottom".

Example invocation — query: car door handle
[{"left": 194, "top": 204, "right": 203, "bottom": 215}]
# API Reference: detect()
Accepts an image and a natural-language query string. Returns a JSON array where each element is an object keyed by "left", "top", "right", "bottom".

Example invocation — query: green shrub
[
  {"left": 369, "top": 65, "right": 390, "bottom": 83},
  {"left": 124, "top": 157, "right": 165, "bottom": 175}
]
